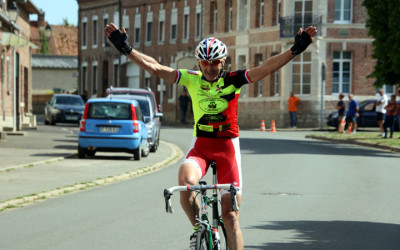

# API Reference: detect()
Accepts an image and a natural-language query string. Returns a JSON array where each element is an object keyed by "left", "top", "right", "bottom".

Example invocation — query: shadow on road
[
  {"left": 245, "top": 220, "right": 400, "bottom": 250},
  {"left": 239, "top": 137, "right": 400, "bottom": 158}
]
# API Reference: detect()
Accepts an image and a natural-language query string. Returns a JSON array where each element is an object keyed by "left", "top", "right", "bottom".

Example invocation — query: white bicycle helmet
[{"left": 195, "top": 37, "right": 228, "bottom": 60}]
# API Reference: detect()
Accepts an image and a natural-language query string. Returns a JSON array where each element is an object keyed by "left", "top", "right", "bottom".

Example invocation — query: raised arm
[
  {"left": 104, "top": 23, "right": 177, "bottom": 83},
  {"left": 247, "top": 26, "right": 317, "bottom": 83}
]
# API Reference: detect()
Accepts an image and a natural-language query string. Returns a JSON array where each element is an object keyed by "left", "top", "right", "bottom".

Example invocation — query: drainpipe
[{"left": 12, "top": 26, "right": 21, "bottom": 131}]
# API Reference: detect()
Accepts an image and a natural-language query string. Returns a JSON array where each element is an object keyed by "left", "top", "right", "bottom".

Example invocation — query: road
[{"left": 1, "top": 126, "right": 400, "bottom": 249}]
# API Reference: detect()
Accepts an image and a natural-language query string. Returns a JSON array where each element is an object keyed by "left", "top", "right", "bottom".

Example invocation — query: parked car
[
  {"left": 327, "top": 99, "right": 400, "bottom": 130},
  {"left": 108, "top": 95, "right": 163, "bottom": 152},
  {"left": 78, "top": 98, "right": 149, "bottom": 160},
  {"left": 107, "top": 87, "right": 160, "bottom": 113},
  {"left": 44, "top": 94, "right": 85, "bottom": 125}
]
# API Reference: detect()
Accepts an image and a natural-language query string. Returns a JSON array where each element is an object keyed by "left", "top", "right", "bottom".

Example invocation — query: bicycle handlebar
[{"left": 163, "top": 184, "right": 240, "bottom": 214}]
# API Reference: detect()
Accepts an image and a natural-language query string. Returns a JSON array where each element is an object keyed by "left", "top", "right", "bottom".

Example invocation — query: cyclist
[{"left": 105, "top": 23, "right": 317, "bottom": 250}]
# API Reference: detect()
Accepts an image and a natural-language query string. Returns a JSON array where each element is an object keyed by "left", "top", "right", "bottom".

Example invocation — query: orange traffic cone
[
  {"left": 270, "top": 120, "right": 277, "bottom": 133},
  {"left": 260, "top": 120, "right": 266, "bottom": 131}
]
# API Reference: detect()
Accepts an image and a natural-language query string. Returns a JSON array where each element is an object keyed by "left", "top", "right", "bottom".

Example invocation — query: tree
[{"left": 363, "top": 0, "right": 400, "bottom": 87}]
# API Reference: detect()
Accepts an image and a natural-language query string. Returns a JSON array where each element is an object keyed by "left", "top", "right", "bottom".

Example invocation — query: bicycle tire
[{"left": 196, "top": 225, "right": 210, "bottom": 250}]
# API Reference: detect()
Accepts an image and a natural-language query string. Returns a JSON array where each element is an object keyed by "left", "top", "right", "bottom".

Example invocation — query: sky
[{"left": 31, "top": 0, "right": 78, "bottom": 26}]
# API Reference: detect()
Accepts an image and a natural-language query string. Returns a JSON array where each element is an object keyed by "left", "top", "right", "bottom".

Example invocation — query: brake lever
[
  {"left": 163, "top": 189, "right": 174, "bottom": 214},
  {"left": 229, "top": 185, "right": 239, "bottom": 211}
]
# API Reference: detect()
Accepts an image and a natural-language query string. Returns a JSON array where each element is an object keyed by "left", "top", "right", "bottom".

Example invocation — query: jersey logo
[
  {"left": 229, "top": 72, "right": 238, "bottom": 77},
  {"left": 199, "top": 98, "right": 228, "bottom": 114},
  {"left": 188, "top": 70, "right": 199, "bottom": 75},
  {"left": 200, "top": 85, "right": 210, "bottom": 91}
]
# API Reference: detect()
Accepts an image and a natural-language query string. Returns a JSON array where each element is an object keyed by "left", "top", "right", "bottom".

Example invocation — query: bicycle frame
[{"left": 164, "top": 161, "right": 239, "bottom": 250}]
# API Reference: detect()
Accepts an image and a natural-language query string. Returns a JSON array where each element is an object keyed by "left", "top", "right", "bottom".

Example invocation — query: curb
[
  {"left": 305, "top": 135, "right": 400, "bottom": 153},
  {"left": 0, "top": 141, "right": 184, "bottom": 212},
  {"left": 0, "top": 155, "right": 76, "bottom": 173}
]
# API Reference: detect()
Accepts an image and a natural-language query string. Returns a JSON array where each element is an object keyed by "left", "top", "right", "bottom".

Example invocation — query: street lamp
[
  {"left": 8, "top": 1, "right": 19, "bottom": 22},
  {"left": 44, "top": 24, "right": 52, "bottom": 39}
]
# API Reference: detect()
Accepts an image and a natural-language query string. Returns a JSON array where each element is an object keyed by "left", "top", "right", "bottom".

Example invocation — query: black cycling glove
[
  {"left": 290, "top": 31, "right": 312, "bottom": 55},
  {"left": 108, "top": 29, "right": 132, "bottom": 55}
]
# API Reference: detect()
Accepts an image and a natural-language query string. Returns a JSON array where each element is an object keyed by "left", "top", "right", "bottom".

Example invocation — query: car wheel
[
  {"left": 44, "top": 116, "right": 49, "bottom": 125},
  {"left": 87, "top": 150, "right": 96, "bottom": 157},
  {"left": 150, "top": 135, "right": 159, "bottom": 153},
  {"left": 142, "top": 141, "right": 150, "bottom": 157},
  {"left": 50, "top": 116, "right": 56, "bottom": 126},
  {"left": 78, "top": 146, "right": 86, "bottom": 159},
  {"left": 133, "top": 143, "right": 141, "bottom": 161}
]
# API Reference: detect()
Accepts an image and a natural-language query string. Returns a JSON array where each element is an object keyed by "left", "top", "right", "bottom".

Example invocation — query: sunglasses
[{"left": 199, "top": 60, "right": 223, "bottom": 67}]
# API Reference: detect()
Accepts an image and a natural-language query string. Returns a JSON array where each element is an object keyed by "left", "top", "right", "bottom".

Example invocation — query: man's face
[{"left": 198, "top": 59, "right": 225, "bottom": 82}]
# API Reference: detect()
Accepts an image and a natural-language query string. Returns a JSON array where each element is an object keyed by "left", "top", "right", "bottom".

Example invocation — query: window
[
  {"left": 294, "top": 0, "right": 313, "bottom": 32},
  {"left": 113, "top": 61, "right": 119, "bottom": 87},
  {"left": 274, "top": 70, "right": 279, "bottom": 96},
  {"left": 212, "top": 2, "right": 218, "bottom": 33},
  {"left": 81, "top": 62, "right": 88, "bottom": 93},
  {"left": 92, "top": 62, "right": 98, "bottom": 95},
  {"left": 81, "top": 17, "right": 87, "bottom": 49},
  {"left": 145, "top": 77, "right": 151, "bottom": 89},
  {"left": 332, "top": 51, "right": 351, "bottom": 94},
  {"left": 146, "top": 21, "right": 153, "bottom": 42},
  {"left": 380, "top": 85, "right": 395, "bottom": 95},
  {"left": 183, "top": 14, "right": 189, "bottom": 40},
  {"left": 229, "top": 0, "right": 233, "bottom": 31},
  {"left": 238, "top": 0, "right": 247, "bottom": 30},
  {"left": 292, "top": 52, "right": 311, "bottom": 95},
  {"left": 92, "top": 16, "right": 98, "bottom": 48},
  {"left": 195, "top": 4, "right": 202, "bottom": 39},
  {"left": 103, "top": 14, "right": 108, "bottom": 46},
  {"left": 146, "top": 10, "right": 153, "bottom": 44},
  {"left": 334, "top": 0, "right": 352, "bottom": 23},
  {"left": 123, "top": 15, "right": 130, "bottom": 37},
  {"left": 256, "top": 0, "right": 265, "bottom": 28},
  {"left": 134, "top": 13, "right": 141, "bottom": 45},
  {"left": 255, "top": 54, "right": 263, "bottom": 96},
  {"left": 159, "top": 8, "right": 165, "bottom": 43},
  {"left": 171, "top": 8, "right": 178, "bottom": 41}
]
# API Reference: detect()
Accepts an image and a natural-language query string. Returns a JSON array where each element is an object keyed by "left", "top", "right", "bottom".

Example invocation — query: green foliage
[
  {"left": 39, "top": 30, "right": 50, "bottom": 54},
  {"left": 363, "top": 0, "right": 400, "bottom": 87}
]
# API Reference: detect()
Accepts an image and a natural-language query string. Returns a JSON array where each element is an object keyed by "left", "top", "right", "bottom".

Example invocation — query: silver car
[{"left": 107, "top": 95, "right": 163, "bottom": 152}]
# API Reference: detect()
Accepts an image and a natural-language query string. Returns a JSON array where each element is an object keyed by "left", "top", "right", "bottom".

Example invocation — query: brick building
[
  {"left": 30, "top": 19, "right": 79, "bottom": 114},
  {"left": 0, "top": 0, "right": 41, "bottom": 133},
  {"left": 77, "top": 0, "right": 396, "bottom": 128}
]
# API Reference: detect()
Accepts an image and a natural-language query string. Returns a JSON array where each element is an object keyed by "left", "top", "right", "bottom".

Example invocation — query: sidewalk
[{"left": 0, "top": 126, "right": 183, "bottom": 211}]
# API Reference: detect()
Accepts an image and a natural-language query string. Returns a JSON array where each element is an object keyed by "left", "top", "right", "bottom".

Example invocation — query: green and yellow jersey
[{"left": 174, "top": 69, "right": 252, "bottom": 138}]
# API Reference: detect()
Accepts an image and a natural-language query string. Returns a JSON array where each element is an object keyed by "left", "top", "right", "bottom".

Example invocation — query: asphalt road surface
[{"left": 1, "top": 126, "right": 399, "bottom": 249}]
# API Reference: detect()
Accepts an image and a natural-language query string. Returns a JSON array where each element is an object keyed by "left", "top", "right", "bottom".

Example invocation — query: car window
[
  {"left": 135, "top": 105, "right": 143, "bottom": 121},
  {"left": 87, "top": 102, "right": 132, "bottom": 120},
  {"left": 55, "top": 96, "right": 85, "bottom": 106},
  {"left": 363, "top": 102, "right": 375, "bottom": 112},
  {"left": 137, "top": 100, "right": 151, "bottom": 117},
  {"left": 112, "top": 92, "right": 156, "bottom": 112}
]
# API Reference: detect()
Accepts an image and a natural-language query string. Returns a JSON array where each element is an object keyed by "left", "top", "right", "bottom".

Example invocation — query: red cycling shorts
[{"left": 182, "top": 137, "right": 242, "bottom": 195}]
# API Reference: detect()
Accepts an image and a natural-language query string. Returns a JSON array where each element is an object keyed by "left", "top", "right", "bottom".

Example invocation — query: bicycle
[{"left": 164, "top": 161, "right": 239, "bottom": 250}]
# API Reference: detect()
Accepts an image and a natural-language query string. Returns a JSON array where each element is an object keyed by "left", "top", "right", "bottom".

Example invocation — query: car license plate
[
  {"left": 65, "top": 115, "right": 78, "bottom": 120},
  {"left": 100, "top": 127, "right": 119, "bottom": 133}
]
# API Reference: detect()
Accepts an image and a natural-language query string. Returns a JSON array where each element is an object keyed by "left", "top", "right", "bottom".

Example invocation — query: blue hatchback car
[{"left": 78, "top": 98, "right": 149, "bottom": 160}]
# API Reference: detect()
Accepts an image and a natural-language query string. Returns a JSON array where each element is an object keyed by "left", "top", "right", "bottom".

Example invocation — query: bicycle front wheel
[{"left": 196, "top": 225, "right": 211, "bottom": 250}]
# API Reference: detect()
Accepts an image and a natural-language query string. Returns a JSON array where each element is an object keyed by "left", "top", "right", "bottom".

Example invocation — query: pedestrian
[
  {"left": 346, "top": 94, "right": 359, "bottom": 134},
  {"left": 375, "top": 88, "right": 388, "bottom": 137},
  {"left": 398, "top": 89, "right": 400, "bottom": 139},
  {"left": 81, "top": 90, "right": 88, "bottom": 103},
  {"left": 288, "top": 91, "right": 300, "bottom": 128},
  {"left": 383, "top": 95, "right": 397, "bottom": 138},
  {"left": 105, "top": 22, "right": 317, "bottom": 250},
  {"left": 336, "top": 93, "right": 346, "bottom": 133},
  {"left": 179, "top": 90, "right": 191, "bottom": 124}
]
